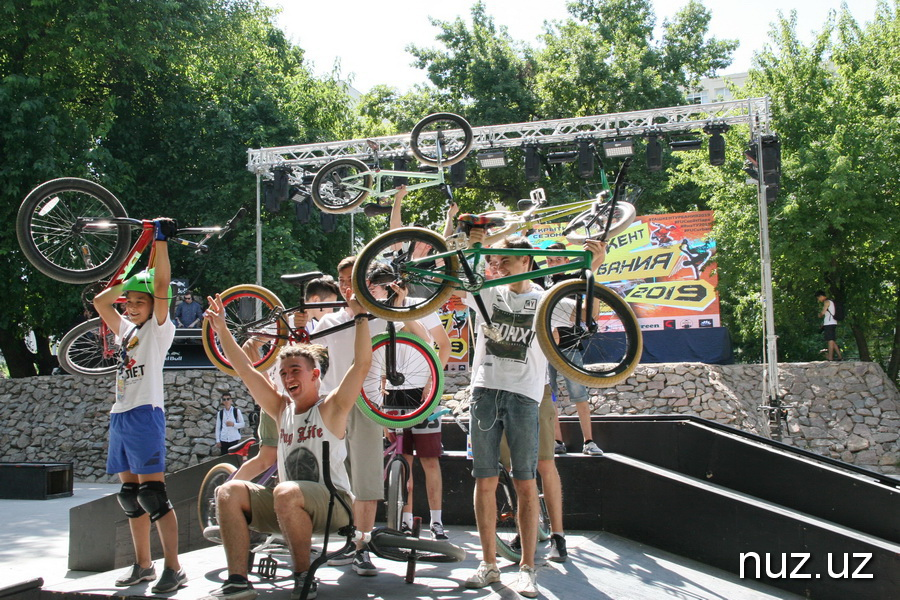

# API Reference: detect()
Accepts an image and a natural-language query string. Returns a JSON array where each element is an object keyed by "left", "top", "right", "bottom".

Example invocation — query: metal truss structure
[
  {"left": 245, "top": 97, "right": 781, "bottom": 414},
  {"left": 246, "top": 97, "right": 772, "bottom": 177}
]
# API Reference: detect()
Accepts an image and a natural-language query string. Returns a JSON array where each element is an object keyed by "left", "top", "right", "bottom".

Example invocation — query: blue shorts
[
  {"left": 470, "top": 387, "right": 539, "bottom": 480},
  {"left": 107, "top": 405, "right": 167, "bottom": 475}
]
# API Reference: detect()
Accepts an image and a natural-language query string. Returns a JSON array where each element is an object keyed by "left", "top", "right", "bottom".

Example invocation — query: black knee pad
[
  {"left": 137, "top": 481, "right": 173, "bottom": 522},
  {"left": 117, "top": 482, "right": 146, "bottom": 518}
]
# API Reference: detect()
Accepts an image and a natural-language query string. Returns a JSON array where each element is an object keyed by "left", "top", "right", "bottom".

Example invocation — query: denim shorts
[
  {"left": 548, "top": 347, "right": 589, "bottom": 403},
  {"left": 470, "top": 387, "right": 539, "bottom": 480}
]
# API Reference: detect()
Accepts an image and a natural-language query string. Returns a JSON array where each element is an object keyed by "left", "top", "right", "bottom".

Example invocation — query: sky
[{"left": 262, "top": 0, "right": 880, "bottom": 93}]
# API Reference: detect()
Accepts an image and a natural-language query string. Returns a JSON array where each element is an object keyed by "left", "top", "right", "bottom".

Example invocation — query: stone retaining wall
[{"left": 0, "top": 361, "right": 896, "bottom": 481}]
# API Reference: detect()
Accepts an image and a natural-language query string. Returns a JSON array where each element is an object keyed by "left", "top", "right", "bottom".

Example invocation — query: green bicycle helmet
[{"left": 122, "top": 269, "right": 172, "bottom": 306}]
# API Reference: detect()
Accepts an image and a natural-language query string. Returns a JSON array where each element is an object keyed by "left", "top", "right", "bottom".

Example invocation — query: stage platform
[{"left": 17, "top": 528, "right": 799, "bottom": 600}]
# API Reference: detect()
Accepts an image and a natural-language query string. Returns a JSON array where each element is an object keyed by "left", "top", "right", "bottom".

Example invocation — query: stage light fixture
[
  {"left": 603, "top": 139, "right": 634, "bottom": 157},
  {"left": 546, "top": 146, "right": 579, "bottom": 164},
  {"left": 392, "top": 156, "right": 408, "bottom": 186},
  {"left": 524, "top": 145, "right": 541, "bottom": 182},
  {"left": 477, "top": 149, "right": 507, "bottom": 169},
  {"left": 670, "top": 138, "right": 703, "bottom": 152},
  {"left": 273, "top": 166, "right": 290, "bottom": 206},
  {"left": 704, "top": 123, "right": 730, "bottom": 166},
  {"left": 577, "top": 139, "right": 594, "bottom": 178},
  {"left": 646, "top": 136, "right": 663, "bottom": 172}
]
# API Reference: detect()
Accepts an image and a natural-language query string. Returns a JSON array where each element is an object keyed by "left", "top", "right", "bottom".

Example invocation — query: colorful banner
[
  {"left": 438, "top": 295, "right": 471, "bottom": 372},
  {"left": 528, "top": 210, "right": 720, "bottom": 331}
]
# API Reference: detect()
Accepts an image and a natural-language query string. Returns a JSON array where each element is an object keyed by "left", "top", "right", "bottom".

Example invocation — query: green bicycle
[
  {"left": 310, "top": 113, "right": 473, "bottom": 214},
  {"left": 350, "top": 159, "right": 643, "bottom": 388}
]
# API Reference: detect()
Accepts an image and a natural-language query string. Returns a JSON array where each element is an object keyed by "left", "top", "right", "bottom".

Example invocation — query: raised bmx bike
[
  {"left": 349, "top": 158, "right": 643, "bottom": 389},
  {"left": 16, "top": 177, "right": 244, "bottom": 377},
  {"left": 310, "top": 113, "right": 473, "bottom": 215}
]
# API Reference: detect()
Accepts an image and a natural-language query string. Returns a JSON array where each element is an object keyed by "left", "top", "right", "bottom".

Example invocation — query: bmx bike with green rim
[
  {"left": 310, "top": 113, "right": 474, "bottom": 214},
  {"left": 200, "top": 272, "right": 444, "bottom": 429},
  {"left": 350, "top": 158, "right": 643, "bottom": 388}
]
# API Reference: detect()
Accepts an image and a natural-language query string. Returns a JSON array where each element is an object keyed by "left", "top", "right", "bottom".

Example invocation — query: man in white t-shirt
[
  {"left": 319, "top": 257, "right": 429, "bottom": 576},
  {"left": 215, "top": 394, "right": 245, "bottom": 455},
  {"left": 458, "top": 228, "right": 606, "bottom": 598}
]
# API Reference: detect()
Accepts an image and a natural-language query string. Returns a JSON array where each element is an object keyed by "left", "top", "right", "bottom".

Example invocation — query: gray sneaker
[
  {"left": 115, "top": 563, "right": 156, "bottom": 587},
  {"left": 465, "top": 561, "right": 501, "bottom": 589},
  {"left": 554, "top": 441, "right": 568, "bottom": 454},
  {"left": 326, "top": 545, "right": 356, "bottom": 566},
  {"left": 201, "top": 577, "right": 257, "bottom": 600},
  {"left": 291, "top": 571, "right": 317, "bottom": 600},
  {"left": 582, "top": 441, "right": 604, "bottom": 456},
  {"left": 151, "top": 567, "right": 188, "bottom": 593}
]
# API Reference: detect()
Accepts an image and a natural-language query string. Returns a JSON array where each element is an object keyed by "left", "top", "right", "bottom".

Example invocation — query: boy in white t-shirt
[
  {"left": 458, "top": 228, "right": 605, "bottom": 598},
  {"left": 93, "top": 218, "right": 185, "bottom": 594}
]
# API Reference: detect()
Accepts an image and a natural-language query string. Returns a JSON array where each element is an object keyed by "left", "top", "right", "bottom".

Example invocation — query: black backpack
[{"left": 832, "top": 301, "right": 845, "bottom": 322}]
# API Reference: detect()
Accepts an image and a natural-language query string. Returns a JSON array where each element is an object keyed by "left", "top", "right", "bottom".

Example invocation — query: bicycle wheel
[
  {"left": 537, "top": 494, "right": 551, "bottom": 542},
  {"left": 310, "top": 158, "right": 372, "bottom": 214},
  {"left": 563, "top": 201, "right": 636, "bottom": 244},
  {"left": 368, "top": 529, "right": 466, "bottom": 563},
  {"left": 56, "top": 317, "right": 119, "bottom": 377},
  {"left": 495, "top": 469, "right": 522, "bottom": 563},
  {"left": 410, "top": 113, "right": 473, "bottom": 167},
  {"left": 201, "top": 284, "right": 288, "bottom": 376},
  {"left": 17, "top": 178, "right": 132, "bottom": 284},
  {"left": 352, "top": 227, "right": 458, "bottom": 321},
  {"left": 358, "top": 331, "right": 444, "bottom": 428},
  {"left": 197, "top": 462, "right": 236, "bottom": 532},
  {"left": 385, "top": 458, "right": 406, "bottom": 531},
  {"left": 535, "top": 279, "right": 642, "bottom": 388}
]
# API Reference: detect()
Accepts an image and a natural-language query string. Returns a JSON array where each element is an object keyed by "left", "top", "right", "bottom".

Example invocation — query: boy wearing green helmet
[{"left": 93, "top": 218, "right": 186, "bottom": 593}]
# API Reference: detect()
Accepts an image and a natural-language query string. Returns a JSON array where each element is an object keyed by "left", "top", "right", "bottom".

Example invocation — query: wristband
[{"left": 354, "top": 313, "right": 370, "bottom": 322}]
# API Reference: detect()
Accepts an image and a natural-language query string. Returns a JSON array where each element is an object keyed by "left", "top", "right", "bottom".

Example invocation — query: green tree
[{"left": 0, "top": 0, "right": 356, "bottom": 377}]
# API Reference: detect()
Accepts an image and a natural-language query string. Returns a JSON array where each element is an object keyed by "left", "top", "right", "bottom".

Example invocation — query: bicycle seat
[
  {"left": 281, "top": 271, "right": 324, "bottom": 287},
  {"left": 230, "top": 437, "right": 258, "bottom": 457},
  {"left": 457, "top": 213, "right": 507, "bottom": 228}
]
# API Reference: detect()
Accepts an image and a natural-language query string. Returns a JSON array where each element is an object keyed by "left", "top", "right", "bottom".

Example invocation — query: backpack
[{"left": 832, "top": 301, "right": 845, "bottom": 322}]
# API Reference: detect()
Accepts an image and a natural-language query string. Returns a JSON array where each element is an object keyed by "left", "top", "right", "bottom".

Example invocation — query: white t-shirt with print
[
  {"left": 463, "top": 284, "right": 548, "bottom": 403},
  {"left": 112, "top": 314, "right": 176, "bottom": 413}
]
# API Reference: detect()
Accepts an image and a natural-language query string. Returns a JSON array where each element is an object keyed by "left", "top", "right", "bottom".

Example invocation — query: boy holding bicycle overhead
[
  {"left": 456, "top": 228, "right": 606, "bottom": 598},
  {"left": 202, "top": 292, "right": 372, "bottom": 600},
  {"left": 92, "top": 218, "right": 186, "bottom": 594}
]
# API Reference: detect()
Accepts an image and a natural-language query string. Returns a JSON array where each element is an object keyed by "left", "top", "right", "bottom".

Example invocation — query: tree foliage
[{"left": 0, "top": 0, "right": 356, "bottom": 376}]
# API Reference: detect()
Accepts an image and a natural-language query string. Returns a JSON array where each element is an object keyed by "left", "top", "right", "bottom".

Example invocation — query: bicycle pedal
[
  {"left": 480, "top": 323, "right": 504, "bottom": 342},
  {"left": 257, "top": 555, "right": 278, "bottom": 579}
]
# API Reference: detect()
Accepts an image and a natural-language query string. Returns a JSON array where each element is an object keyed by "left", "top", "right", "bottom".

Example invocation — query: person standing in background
[{"left": 215, "top": 394, "right": 245, "bottom": 455}]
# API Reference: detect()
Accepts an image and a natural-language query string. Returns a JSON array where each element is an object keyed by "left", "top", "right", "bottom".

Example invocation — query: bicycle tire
[
  {"left": 310, "top": 158, "right": 372, "bottom": 214},
  {"left": 56, "top": 317, "right": 120, "bottom": 377},
  {"left": 564, "top": 201, "right": 636, "bottom": 244},
  {"left": 201, "top": 284, "right": 288, "bottom": 376},
  {"left": 385, "top": 459, "right": 406, "bottom": 531},
  {"left": 495, "top": 469, "right": 522, "bottom": 563},
  {"left": 368, "top": 529, "right": 466, "bottom": 563},
  {"left": 197, "top": 462, "right": 236, "bottom": 533},
  {"left": 535, "top": 279, "right": 642, "bottom": 387},
  {"left": 537, "top": 495, "right": 551, "bottom": 542},
  {"left": 409, "top": 113, "right": 473, "bottom": 167},
  {"left": 352, "top": 227, "right": 458, "bottom": 321},
  {"left": 358, "top": 331, "right": 444, "bottom": 428},
  {"left": 17, "top": 178, "right": 132, "bottom": 284}
]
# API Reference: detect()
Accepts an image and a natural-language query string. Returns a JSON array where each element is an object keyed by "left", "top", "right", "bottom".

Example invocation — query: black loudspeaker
[
  {"left": 320, "top": 211, "right": 336, "bottom": 233},
  {"left": 647, "top": 136, "right": 663, "bottom": 171},
  {"left": 577, "top": 140, "right": 594, "bottom": 178},
  {"left": 393, "top": 156, "right": 408, "bottom": 187},
  {"left": 295, "top": 195, "right": 310, "bottom": 223},
  {"left": 524, "top": 145, "right": 541, "bottom": 182},
  {"left": 264, "top": 183, "right": 280, "bottom": 213},
  {"left": 450, "top": 160, "right": 467, "bottom": 187}
]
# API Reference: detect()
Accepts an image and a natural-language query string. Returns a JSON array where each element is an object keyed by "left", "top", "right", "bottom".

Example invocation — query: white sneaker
[
  {"left": 583, "top": 441, "right": 604, "bottom": 456},
  {"left": 516, "top": 564, "right": 538, "bottom": 598},
  {"left": 465, "top": 561, "right": 500, "bottom": 589}
]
